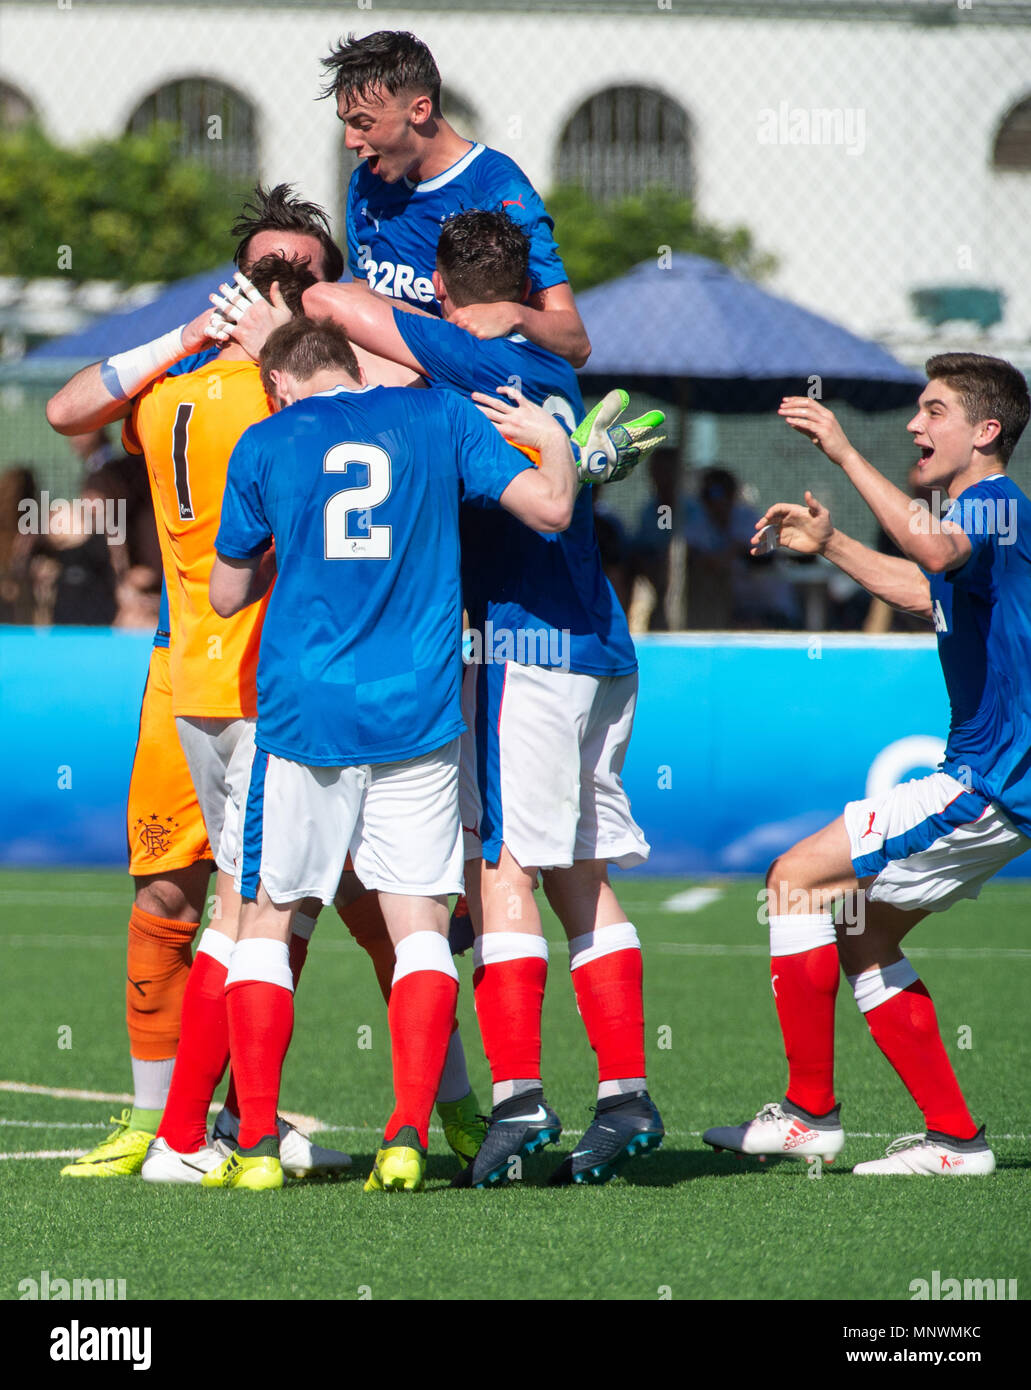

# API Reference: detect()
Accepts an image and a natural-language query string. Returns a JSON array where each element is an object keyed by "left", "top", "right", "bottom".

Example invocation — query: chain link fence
[{"left": 3, "top": 0, "right": 1031, "bottom": 628}]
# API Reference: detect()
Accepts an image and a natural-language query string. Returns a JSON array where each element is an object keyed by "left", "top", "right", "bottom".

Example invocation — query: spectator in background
[
  {"left": 591, "top": 486, "right": 633, "bottom": 615},
  {"left": 631, "top": 448, "right": 681, "bottom": 630},
  {"left": 31, "top": 478, "right": 118, "bottom": 626},
  {"left": 0, "top": 465, "right": 39, "bottom": 623},
  {"left": 683, "top": 465, "right": 800, "bottom": 630},
  {"left": 67, "top": 428, "right": 162, "bottom": 628}
]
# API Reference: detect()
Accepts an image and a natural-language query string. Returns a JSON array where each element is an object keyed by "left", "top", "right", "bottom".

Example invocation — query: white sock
[
  {"left": 436, "top": 1029, "right": 472, "bottom": 1105},
  {"left": 291, "top": 910, "right": 318, "bottom": 942},
  {"left": 131, "top": 1056, "right": 174, "bottom": 1113},
  {"left": 769, "top": 913, "right": 836, "bottom": 958},
  {"left": 848, "top": 957, "right": 919, "bottom": 1014},
  {"left": 226, "top": 937, "right": 293, "bottom": 991},
  {"left": 392, "top": 930, "right": 459, "bottom": 985},
  {"left": 598, "top": 1077, "right": 647, "bottom": 1101},
  {"left": 492, "top": 1078, "right": 542, "bottom": 1106}
]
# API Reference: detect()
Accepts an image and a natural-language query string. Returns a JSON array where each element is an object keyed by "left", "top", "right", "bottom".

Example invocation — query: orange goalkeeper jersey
[{"left": 124, "top": 358, "right": 271, "bottom": 719}]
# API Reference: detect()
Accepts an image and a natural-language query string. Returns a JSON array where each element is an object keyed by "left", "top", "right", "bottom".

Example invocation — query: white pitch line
[
  {"left": 0, "top": 1082, "right": 323, "bottom": 1137},
  {"left": 650, "top": 943, "right": 1031, "bottom": 959},
  {"left": 0, "top": 1119, "right": 106, "bottom": 1130},
  {"left": 0, "top": 1150, "right": 82, "bottom": 1162},
  {"left": 0, "top": 891, "right": 128, "bottom": 906},
  {"left": 0, "top": 1082, "right": 135, "bottom": 1103},
  {"left": 662, "top": 887, "right": 725, "bottom": 913},
  {"left": 0, "top": 935, "right": 123, "bottom": 949}
]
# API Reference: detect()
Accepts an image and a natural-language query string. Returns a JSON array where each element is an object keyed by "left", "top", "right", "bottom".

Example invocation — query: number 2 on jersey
[{"left": 324, "top": 442, "right": 392, "bottom": 559}]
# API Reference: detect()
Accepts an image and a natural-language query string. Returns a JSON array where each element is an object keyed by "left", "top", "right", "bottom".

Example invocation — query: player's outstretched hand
[
  {"left": 206, "top": 271, "right": 291, "bottom": 361},
  {"left": 778, "top": 396, "right": 854, "bottom": 466},
  {"left": 449, "top": 302, "right": 519, "bottom": 341},
  {"left": 572, "top": 389, "right": 667, "bottom": 485},
  {"left": 752, "top": 491, "right": 833, "bottom": 556},
  {"left": 472, "top": 385, "right": 568, "bottom": 452}
]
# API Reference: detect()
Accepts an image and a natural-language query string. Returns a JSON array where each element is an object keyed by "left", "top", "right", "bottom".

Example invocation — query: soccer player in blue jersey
[
  {"left": 321, "top": 29, "right": 590, "bottom": 366},
  {"left": 704, "top": 353, "right": 1031, "bottom": 1176},
  {"left": 203, "top": 316, "right": 577, "bottom": 1192},
  {"left": 301, "top": 210, "right": 665, "bottom": 1188}
]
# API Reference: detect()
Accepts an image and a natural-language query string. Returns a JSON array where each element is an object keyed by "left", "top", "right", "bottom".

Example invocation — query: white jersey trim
[{"left": 406, "top": 142, "right": 484, "bottom": 193}]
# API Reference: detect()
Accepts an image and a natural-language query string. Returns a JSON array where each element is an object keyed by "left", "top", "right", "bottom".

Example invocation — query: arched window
[
  {"left": 0, "top": 80, "right": 37, "bottom": 131},
  {"left": 992, "top": 96, "right": 1031, "bottom": 171},
  {"left": 127, "top": 77, "right": 258, "bottom": 182},
  {"left": 556, "top": 86, "right": 692, "bottom": 201}
]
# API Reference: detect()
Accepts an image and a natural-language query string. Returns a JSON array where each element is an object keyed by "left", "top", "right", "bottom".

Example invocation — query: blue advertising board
[{"left": 2, "top": 629, "right": 1028, "bottom": 877}]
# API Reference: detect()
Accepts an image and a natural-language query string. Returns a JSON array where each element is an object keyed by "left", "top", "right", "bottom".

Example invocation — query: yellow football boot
[
  {"left": 364, "top": 1126, "right": 427, "bottom": 1192},
  {"left": 201, "top": 1135, "right": 283, "bottom": 1191},
  {"left": 436, "top": 1090, "right": 488, "bottom": 1168},
  {"left": 60, "top": 1109, "right": 155, "bottom": 1178}
]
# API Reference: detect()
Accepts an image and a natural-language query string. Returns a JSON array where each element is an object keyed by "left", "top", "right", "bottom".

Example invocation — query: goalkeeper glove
[{"left": 570, "top": 389, "right": 667, "bottom": 485}]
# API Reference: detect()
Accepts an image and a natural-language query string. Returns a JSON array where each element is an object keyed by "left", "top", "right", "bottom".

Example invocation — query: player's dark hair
[
  {"left": 924, "top": 352, "right": 1030, "bottom": 464},
  {"left": 436, "top": 210, "right": 529, "bottom": 307},
  {"left": 320, "top": 30, "right": 441, "bottom": 113},
  {"left": 232, "top": 184, "right": 344, "bottom": 284},
  {"left": 259, "top": 317, "right": 361, "bottom": 396},
  {"left": 244, "top": 254, "right": 318, "bottom": 317}
]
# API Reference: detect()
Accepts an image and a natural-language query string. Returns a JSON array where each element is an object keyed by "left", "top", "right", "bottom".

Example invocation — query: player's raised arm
[
  {"left": 473, "top": 386, "right": 577, "bottom": 533},
  {"left": 450, "top": 281, "right": 590, "bottom": 368},
  {"left": 756, "top": 490, "right": 932, "bottom": 621},
  {"left": 45, "top": 308, "right": 220, "bottom": 436},
  {"left": 779, "top": 396, "right": 971, "bottom": 575},
  {"left": 301, "top": 281, "right": 427, "bottom": 373}
]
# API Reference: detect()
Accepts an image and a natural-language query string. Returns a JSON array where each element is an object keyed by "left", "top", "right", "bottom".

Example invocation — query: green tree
[
  {"left": 0, "top": 124, "right": 249, "bottom": 282},
  {"left": 547, "top": 184, "right": 776, "bottom": 292}
]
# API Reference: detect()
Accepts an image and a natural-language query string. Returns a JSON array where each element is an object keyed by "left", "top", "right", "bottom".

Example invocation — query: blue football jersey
[
  {"left": 215, "top": 384, "right": 529, "bottom": 767},
  {"left": 345, "top": 143, "right": 568, "bottom": 311},
  {"left": 153, "top": 576, "right": 170, "bottom": 650},
  {"left": 394, "top": 311, "right": 637, "bottom": 677},
  {"left": 167, "top": 346, "right": 220, "bottom": 377},
  {"left": 928, "top": 474, "right": 1031, "bottom": 833}
]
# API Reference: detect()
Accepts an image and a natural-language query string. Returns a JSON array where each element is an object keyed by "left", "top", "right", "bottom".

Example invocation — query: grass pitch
[{"left": 1, "top": 868, "right": 1028, "bottom": 1302}]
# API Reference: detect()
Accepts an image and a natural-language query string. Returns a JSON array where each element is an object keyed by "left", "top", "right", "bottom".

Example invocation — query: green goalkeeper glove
[{"left": 570, "top": 389, "right": 667, "bottom": 486}]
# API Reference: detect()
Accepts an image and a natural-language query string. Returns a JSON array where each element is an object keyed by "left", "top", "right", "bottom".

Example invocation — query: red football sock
[
  {"left": 225, "top": 978, "right": 294, "bottom": 1150},
  {"left": 156, "top": 933, "right": 231, "bottom": 1153},
  {"left": 473, "top": 935, "right": 548, "bottom": 1083},
  {"left": 570, "top": 940, "right": 646, "bottom": 1082},
  {"left": 864, "top": 982, "right": 976, "bottom": 1138},
  {"left": 223, "top": 921, "right": 312, "bottom": 1123},
  {"left": 384, "top": 936, "right": 458, "bottom": 1148},
  {"left": 773, "top": 944, "right": 840, "bottom": 1115}
]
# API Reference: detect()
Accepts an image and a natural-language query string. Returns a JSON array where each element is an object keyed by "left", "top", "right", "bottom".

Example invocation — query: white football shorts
[
  {"left": 238, "top": 737, "right": 464, "bottom": 905},
  {"left": 845, "top": 770, "right": 1031, "bottom": 912},
  {"left": 462, "top": 660, "right": 649, "bottom": 871},
  {"left": 175, "top": 715, "right": 255, "bottom": 876}
]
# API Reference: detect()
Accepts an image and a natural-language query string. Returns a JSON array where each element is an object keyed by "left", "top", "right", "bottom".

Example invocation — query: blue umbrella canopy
[
  {"left": 21, "top": 262, "right": 238, "bottom": 368},
  {"left": 575, "top": 256, "right": 924, "bottom": 412}
]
